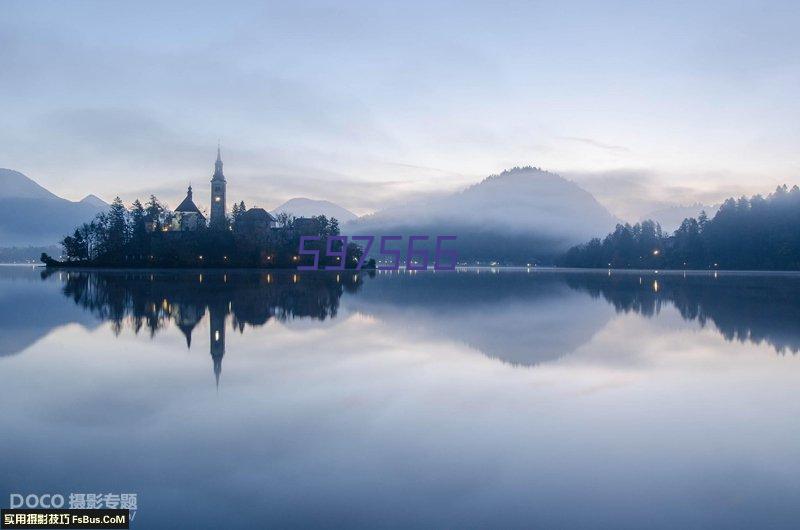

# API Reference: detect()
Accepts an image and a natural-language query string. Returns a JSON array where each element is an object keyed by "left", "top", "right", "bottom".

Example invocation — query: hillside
[
  {"left": 0, "top": 169, "right": 108, "bottom": 246},
  {"left": 346, "top": 167, "right": 618, "bottom": 263},
  {"left": 561, "top": 184, "right": 800, "bottom": 270},
  {"left": 272, "top": 198, "right": 358, "bottom": 223}
]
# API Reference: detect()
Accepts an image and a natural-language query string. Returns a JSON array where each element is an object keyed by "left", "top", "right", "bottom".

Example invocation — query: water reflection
[
  {"left": 2, "top": 268, "right": 800, "bottom": 367},
  {"left": 2, "top": 267, "right": 800, "bottom": 528},
  {"left": 41, "top": 269, "right": 365, "bottom": 386},
  {"left": 567, "top": 271, "right": 800, "bottom": 354}
]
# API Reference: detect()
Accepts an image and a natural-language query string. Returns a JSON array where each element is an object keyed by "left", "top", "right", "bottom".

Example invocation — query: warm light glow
[
  {"left": 653, "top": 280, "right": 659, "bottom": 293},
  {"left": 215, "top": 330, "right": 220, "bottom": 341},
  {"left": 653, "top": 249, "right": 660, "bottom": 256},
  {"left": 214, "top": 197, "right": 221, "bottom": 202}
]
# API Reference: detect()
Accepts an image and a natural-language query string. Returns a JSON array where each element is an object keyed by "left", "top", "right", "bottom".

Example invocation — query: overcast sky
[{"left": 1, "top": 0, "right": 799, "bottom": 219}]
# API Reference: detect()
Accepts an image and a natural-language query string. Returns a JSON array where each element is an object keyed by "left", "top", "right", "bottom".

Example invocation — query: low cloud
[{"left": 564, "top": 168, "right": 760, "bottom": 222}]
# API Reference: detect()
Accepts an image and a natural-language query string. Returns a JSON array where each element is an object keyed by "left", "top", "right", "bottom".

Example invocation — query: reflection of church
[
  {"left": 50, "top": 270, "right": 364, "bottom": 389},
  {"left": 174, "top": 299, "right": 227, "bottom": 389}
]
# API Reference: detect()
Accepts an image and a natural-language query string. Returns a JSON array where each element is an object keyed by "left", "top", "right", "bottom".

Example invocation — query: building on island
[
  {"left": 143, "top": 145, "right": 280, "bottom": 236},
  {"left": 172, "top": 185, "right": 206, "bottom": 231},
  {"left": 236, "top": 207, "right": 277, "bottom": 241}
]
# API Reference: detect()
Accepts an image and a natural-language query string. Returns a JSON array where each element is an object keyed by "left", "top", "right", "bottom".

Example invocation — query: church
[{"left": 170, "top": 146, "right": 276, "bottom": 232}]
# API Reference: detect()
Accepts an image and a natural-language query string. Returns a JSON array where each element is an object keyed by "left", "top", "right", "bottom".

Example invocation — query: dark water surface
[{"left": 1, "top": 266, "right": 799, "bottom": 529}]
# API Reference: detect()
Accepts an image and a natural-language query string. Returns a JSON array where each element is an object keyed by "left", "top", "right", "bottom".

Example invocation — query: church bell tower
[{"left": 210, "top": 143, "right": 227, "bottom": 228}]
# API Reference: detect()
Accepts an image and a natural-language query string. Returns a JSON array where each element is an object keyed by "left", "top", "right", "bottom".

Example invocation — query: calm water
[{"left": 1, "top": 266, "right": 799, "bottom": 529}]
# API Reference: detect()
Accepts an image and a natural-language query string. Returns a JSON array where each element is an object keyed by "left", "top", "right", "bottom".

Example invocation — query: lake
[{"left": 1, "top": 265, "right": 799, "bottom": 529}]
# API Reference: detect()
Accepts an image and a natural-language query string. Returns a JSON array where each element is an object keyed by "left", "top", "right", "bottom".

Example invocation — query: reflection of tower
[
  {"left": 174, "top": 303, "right": 205, "bottom": 348},
  {"left": 210, "top": 143, "right": 227, "bottom": 228},
  {"left": 209, "top": 303, "right": 226, "bottom": 389}
]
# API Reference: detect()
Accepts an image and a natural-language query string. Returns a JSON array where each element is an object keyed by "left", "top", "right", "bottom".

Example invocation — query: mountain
[
  {"left": 0, "top": 168, "right": 61, "bottom": 200},
  {"left": 272, "top": 197, "right": 358, "bottom": 223},
  {"left": 80, "top": 194, "right": 110, "bottom": 210},
  {"left": 0, "top": 168, "right": 108, "bottom": 246},
  {"left": 346, "top": 167, "right": 619, "bottom": 264},
  {"left": 642, "top": 203, "right": 719, "bottom": 233}
]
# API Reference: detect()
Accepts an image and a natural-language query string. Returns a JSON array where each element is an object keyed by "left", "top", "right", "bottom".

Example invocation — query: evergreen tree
[
  {"left": 130, "top": 199, "right": 148, "bottom": 257},
  {"left": 105, "top": 197, "right": 130, "bottom": 258},
  {"left": 231, "top": 200, "right": 246, "bottom": 226},
  {"left": 560, "top": 185, "right": 800, "bottom": 270},
  {"left": 146, "top": 195, "right": 165, "bottom": 231}
]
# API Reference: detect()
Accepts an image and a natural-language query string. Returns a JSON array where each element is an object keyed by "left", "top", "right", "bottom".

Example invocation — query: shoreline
[{"left": 29, "top": 262, "right": 800, "bottom": 275}]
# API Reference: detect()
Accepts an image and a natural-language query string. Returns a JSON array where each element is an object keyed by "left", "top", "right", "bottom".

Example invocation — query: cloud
[
  {"left": 564, "top": 168, "right": 758, "bottom": 222},
  {"left": 559, "top": 136, "right": 630, "bottom": 154}
]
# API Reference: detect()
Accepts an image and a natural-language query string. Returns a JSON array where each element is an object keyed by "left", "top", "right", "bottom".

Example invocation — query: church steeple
[
  {"left": 210, "top": 143, "right": 227, "bottom": 227},
  {"left": 212, "top": 142, "right": 225, "bottom": 182}
]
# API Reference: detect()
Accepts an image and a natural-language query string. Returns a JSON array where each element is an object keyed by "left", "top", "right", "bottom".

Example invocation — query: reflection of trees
[
  {"left": 566, "top": 272, "right": 800, "bottom": 354},
  {"left": 44, "top": 269, "right": 364, "bottom": 385}
]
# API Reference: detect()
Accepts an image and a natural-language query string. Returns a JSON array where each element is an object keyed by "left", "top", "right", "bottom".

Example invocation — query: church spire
[
  {"left": 210, "top": 142, "right": 227, "bottom": 226},
  {"left": 212, "top": 142, "right": 225, "bottom": 182}
]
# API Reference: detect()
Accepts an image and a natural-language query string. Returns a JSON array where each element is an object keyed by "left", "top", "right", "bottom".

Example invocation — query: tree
[
  {"left": 560, "top": 184, "right": 800, "bottom": 270},
  {"left": 328, "top": 217, "right": 340, "bottom": 236},
  {"left": 275, "top": 212, "right": 292, "bottom": 228},
  {"left": 130, "top": 199, "right": 148, "bottom": 257},
  {"left": 231, "top": 200, "right": 246, "bottom": 226},
  {"left": 146, "top": 195, "right": 165, "bottom": 231},
  {"left": 61, "top": 229, "right": 87, "bottom": 261},
  {"left": 105, "top": 197, "right": 130, "bottom": 258}
]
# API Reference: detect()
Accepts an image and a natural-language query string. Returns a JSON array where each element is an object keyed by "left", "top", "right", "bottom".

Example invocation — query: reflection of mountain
[
  {"left": 566, "top": 272, "right": 800, "bottom": 354},
  {"left": 348, "top": 271, "right": 615, "bottom": 366},
  {"left": 12, "top": 266, "right": 799, "bottom": 379},
  {"left": 0, "top": 266, "right": 101, "bottom": 357},
  {"left": 47, "top": 270, "right": 364, "bottom": 386}
]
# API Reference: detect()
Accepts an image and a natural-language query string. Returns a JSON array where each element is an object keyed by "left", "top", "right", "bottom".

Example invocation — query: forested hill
[{"left": 559, "top": 185, "right": 800, "bottom": 270}]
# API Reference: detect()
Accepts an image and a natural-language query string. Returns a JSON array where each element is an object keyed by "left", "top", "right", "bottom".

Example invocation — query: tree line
[{"left": 559, "top": 185, "right": 800, "bottom": 270}]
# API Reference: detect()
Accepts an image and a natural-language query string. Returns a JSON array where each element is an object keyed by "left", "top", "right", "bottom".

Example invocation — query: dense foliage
[
  {"left": 560, "top": 185, "right": 800, "bottom": 270},
  {"left": 51, "top": 196, "right": 366, "bottom": 269}
]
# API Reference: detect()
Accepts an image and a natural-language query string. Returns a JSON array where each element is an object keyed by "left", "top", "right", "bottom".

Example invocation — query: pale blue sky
[{"left": 1, "top": 0, "right": 798, "bottom": 219}]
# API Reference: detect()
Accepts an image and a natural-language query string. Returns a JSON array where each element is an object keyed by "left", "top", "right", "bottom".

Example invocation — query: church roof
[
  {"left": 175, "top": 185, "right": 205, "bottom": 218},
  {"left": 242, "top": 207, "right": 276, "bottom": 221}
]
